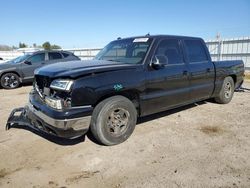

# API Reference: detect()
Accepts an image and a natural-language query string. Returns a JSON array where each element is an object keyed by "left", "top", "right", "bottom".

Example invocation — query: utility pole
[{"left": 216, "top": 32, "right": 222, "bottom": 61}]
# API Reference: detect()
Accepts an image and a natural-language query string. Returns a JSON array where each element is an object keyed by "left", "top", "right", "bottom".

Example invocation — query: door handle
[
  {"left": 183, "top": 70, "right": 188, "bottom": 76},
  {"left": 206, "top": 68, "right": 211, "bottom": 72}
]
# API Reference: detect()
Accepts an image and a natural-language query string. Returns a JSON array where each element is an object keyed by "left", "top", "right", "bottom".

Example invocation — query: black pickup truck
[{"left": 7, "top": 35, "right": 244, "bottom": 145}]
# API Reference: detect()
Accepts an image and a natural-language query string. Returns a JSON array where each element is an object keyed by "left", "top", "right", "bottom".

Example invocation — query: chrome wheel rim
[
  {"left": 224, "top": 82, "right": 232, "bottom": 99},
  {"left": 3, "top": 75, "right": 18, "bottom": 88},
  {"left": 106, "top": 108, "right": 130, "bottom": 137}
]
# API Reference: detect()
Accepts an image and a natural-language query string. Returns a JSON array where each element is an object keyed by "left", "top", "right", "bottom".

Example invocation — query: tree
[
  {"left": 19, "top": 42, "right": 27, "bottom": 48},
  {"left": 42, "top": 42, "right": 61, "bottom": 50},
  {"left": 42, "top": 42, "right": 51, "bottom": 50},
  {"left": 12, "top": 46, "right": 18, "bottom": 50},
  {"left": 51, "top": 44, "right": 61, "bottom": 49}
]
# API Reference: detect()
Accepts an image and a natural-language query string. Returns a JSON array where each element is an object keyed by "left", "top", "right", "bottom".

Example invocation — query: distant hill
[{"left": 0, "top": 45, "right": 12, "bottom": 51}]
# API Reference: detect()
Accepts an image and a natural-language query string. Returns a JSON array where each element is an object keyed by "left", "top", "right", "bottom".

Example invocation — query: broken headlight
[
  {"left": 45, "top": 96, "right": 63, "bottom": 110},
  {"left": 50, "top": 79, "right": 74, "bottom": 92}
]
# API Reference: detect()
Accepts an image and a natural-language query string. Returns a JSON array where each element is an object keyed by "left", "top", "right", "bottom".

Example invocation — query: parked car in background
[{"left": 0, "top": 50, "right": 80, "bottom": 89}]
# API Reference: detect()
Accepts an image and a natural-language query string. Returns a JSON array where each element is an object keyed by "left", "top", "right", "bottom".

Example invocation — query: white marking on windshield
[{"left": 133, "top": 38, "right": 149, "bottom": 43}]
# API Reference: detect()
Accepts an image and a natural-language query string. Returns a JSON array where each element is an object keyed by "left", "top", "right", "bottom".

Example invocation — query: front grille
[
  {"left": 34, "top": 75, "right": 52, "bottom": 98},
  {"left": 35, "top": 75, "right": 52, "bottom": 89}
]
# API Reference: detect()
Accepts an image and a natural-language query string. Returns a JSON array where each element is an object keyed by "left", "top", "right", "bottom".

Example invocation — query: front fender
[{"left": 70, "top": 68, "right": 145, "bottom": 107}]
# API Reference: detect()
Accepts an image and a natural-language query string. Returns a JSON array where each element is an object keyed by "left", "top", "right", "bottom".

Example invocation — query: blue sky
[{"left": 0, "top": 0, "right": 249, "bottom": 48}]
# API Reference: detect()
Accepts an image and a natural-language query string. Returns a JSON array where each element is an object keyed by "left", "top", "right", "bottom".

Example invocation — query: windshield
[
  {"left": 11, "top": 54, "right": 31, "bottom": 64},
  {"left": 95, "top": 38, "right": 153, "bottom": 64}
]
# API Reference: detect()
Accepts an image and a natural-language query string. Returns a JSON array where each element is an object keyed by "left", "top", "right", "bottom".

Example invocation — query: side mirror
[
  {"left": 24, "top": 60, "right": 32, "bottom": 65},
  {"left": 150, "top": 55, "right": 168, "bottom": 69}
]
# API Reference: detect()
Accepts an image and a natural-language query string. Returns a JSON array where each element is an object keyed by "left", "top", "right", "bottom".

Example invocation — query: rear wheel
[
  {"left": 90, "top": 96, "right": 137, "bottom": 146},
  {"left": 215, "top": 76, "right": 234, "bottom": 104},
  {"left": 0, "top": 73, "right": 20, "bottom": 89}
]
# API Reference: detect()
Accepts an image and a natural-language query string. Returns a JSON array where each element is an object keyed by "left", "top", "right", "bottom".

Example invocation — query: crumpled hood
[{"left": 35, "top": 60, "right": 139, "bottom": 78}]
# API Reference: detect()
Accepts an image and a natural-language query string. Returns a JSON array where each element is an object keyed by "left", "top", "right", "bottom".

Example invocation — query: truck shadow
[
  {"left": 8, "top": 100, "right": 208, "bottom": 146},
  {"left": 87, "top": 100, "right": 208, "bottom": 145},
  {"left": 137, "top": 100, "right": 207, "bottom": 125},
  {"left": 8, "top": 124, "right": 86, "bottom": 146}
]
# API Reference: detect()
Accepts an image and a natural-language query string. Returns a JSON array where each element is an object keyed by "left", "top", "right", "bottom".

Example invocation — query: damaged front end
[
  {"left": 6, "top": 107, "right": 31, "bottom": 130},
  {"left": 34, "top": 75, "right": 73, "bottom": 110},
  {"left": 6, "top": 105, "right": 57, "bottom": 136},
  {"left": 6, "top": 75, "right": 93, "bottom": 139}
]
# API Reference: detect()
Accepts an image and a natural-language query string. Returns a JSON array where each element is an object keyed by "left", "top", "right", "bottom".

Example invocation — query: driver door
[{"left": 141, "top": 38, "right": 190, "bottom": 116}]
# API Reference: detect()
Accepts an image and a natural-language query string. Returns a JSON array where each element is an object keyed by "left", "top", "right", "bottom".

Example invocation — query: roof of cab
[
  {"left": 32, "top": 50, "right": 72, "bottom": 54},
  {"left": 117, "top": 34, "right": 203, "bottom": 41}
]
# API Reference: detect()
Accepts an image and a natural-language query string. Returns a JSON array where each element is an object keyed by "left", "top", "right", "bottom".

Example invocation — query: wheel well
[
  {"left": 94, "top": 91, "right": 140, "bottom": 115},
  {"left": 0, "top": 71, "right": 21, "bottom": 79},
  {"left": 229, "top": 75, "right": 237, "bottom": 84}
]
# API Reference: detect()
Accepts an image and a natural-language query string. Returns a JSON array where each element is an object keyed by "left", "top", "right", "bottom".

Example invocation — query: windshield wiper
[{"left": 106, "top": 59, "right": 124, "bottom": 63}]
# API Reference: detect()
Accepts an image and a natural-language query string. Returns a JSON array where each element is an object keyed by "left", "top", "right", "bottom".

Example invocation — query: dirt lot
[{"left": 0, "top": 82, "right": 250, "bottom": 188}]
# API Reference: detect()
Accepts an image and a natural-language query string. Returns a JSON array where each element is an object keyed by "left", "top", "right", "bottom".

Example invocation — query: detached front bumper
[{"left": 6, "top": 93, "right": 93, "bottom": 139}]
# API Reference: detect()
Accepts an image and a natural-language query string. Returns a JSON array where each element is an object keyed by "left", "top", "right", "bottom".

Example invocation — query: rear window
[
  {"left": 48, "top": 52, "right": 63, "bottom": 60},
  {"left": 184, "top": 40, "right": 208, "bottom": 63}
]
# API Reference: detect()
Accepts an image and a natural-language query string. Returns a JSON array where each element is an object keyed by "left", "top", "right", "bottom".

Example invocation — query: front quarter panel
[{"left": 71, "top": 66, "right": 145, "bottom": 107}]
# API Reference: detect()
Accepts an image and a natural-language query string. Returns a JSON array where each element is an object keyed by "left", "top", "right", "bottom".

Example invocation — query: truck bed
[{"left": 212, "top": 60, "right": 244, "bottom": 96}]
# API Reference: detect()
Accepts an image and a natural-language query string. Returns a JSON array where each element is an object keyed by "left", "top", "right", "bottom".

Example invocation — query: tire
[
  {"left": 90, "top": 96, "right": 137, "bottom": 146},
  {"left": 0, "top": 73, "right": 20, "bottom": 89},
  {"left": 215, "top": 76, "right": 235, "bottom": 104}
]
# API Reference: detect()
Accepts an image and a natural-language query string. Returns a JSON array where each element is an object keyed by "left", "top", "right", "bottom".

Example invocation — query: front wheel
[
  {"left": 0, "top": 73, "right": 20, "bottom": 89},
  {"left": 215, "top": 76, "right": 234, "bottom": 104},
  {"left": 90, "top": 96, "right": 137, "bottom": 146}
]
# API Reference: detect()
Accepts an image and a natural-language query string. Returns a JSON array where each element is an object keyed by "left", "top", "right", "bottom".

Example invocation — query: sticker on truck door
[{"left": 114, "top": 84, "right": 123, "bottom": 91}]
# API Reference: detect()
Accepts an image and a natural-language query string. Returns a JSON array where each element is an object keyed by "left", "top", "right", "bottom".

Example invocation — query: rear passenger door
[
  {"left": 142, "top": 38, "right": 190, "bottom": 115},
  {"left": 48, "top": 52, "right": 64, "bottom": 64},
  {"left": 183, "top": 39, "right": 215, "bottom": 100}
]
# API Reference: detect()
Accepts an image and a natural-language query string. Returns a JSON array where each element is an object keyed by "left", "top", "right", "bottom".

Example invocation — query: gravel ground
[{"left": 0, "top": 82, "right": 250, "bottom": 188}]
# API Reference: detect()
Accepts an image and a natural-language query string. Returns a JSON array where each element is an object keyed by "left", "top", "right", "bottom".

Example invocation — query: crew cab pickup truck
[{"left": 6, "top": 35, "right": 244, "bottom": 145}]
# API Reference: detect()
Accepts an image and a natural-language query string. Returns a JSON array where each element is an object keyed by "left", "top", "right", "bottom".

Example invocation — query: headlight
[
  {"left": 50, "top": 79, "right": 74, "bottom": 91},
  {"left": 45, "top": 96, "right": 62, "bottom": 110}
]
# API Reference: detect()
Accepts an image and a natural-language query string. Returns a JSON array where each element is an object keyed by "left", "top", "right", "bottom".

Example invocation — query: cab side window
[
  {"left": 155, "top": 39, "right": 183, "bottom": 65},
  {"left": 48, "top": 52, "right": 63, "bottom": 60},
  {"left": 62, "top": 52, "right": 70, "bottom": 58},
  {"left": 184, "top": 40, "right": 208, "bottom": 63},
  {"left": 28, "top": 53, "right": 45, "bottom": 63}
]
